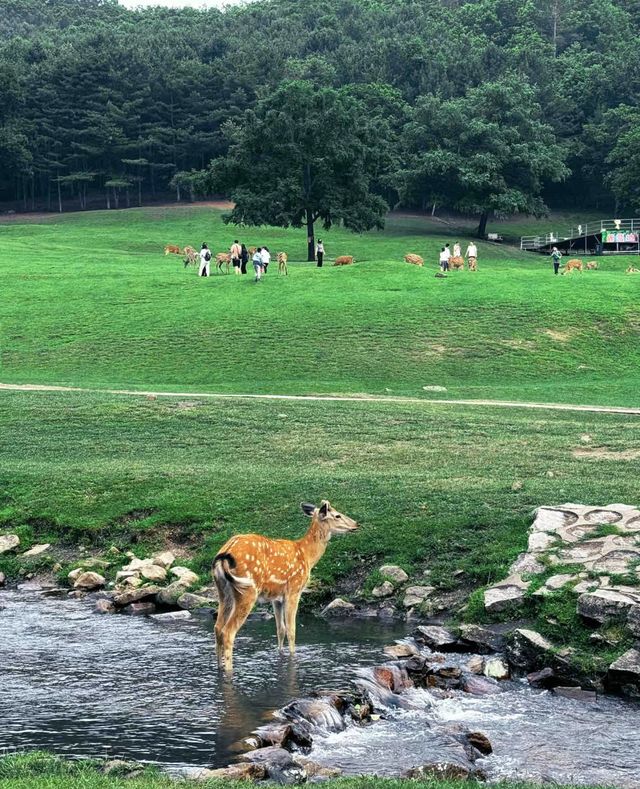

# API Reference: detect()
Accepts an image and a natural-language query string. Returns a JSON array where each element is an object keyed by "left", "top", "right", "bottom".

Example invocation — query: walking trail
[{"left": 1, "top": 383, "right": 638, "bottom": 416}]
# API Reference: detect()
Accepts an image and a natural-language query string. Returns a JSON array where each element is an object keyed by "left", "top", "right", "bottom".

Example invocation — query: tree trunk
[
  {"left": 57, "top": 179, "right": 62, "bottom": 213},
  {"left": 106, "top": 189, "right": 111, "bottom": 210},
  {"left": 477, "top": 210, "right": 489, "bottom": 238},
  {"left": 306, "top": 209, "right": 315, "bottom": 262},
  {"left": 176, "top": 182, "right": 181, "bottom": 202}
]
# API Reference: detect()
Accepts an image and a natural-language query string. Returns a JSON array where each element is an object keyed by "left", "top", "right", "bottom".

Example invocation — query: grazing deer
[
  {"left": 333, "top": 255, "right": 354, "bottom": 266},
  {"left": 164, "top": 244, "right": 181, "bottom": 255},
  {"left": 183, "top": 246, "right": 198, "bottom": 267},
  {"left": 449, "top": 256, "right": 464, "bottom": 270},
  {"left": 216, "top": 252, "right": 231, "bottom": 274},
  {"left": 212, "top": 500, "right": 358, "bottom": 671},
  {"left": 404, "top": 253, "right": 424, "bottom": 266},
  {"left": 277, "top": 252, "right": 288, "bottom": 275},
  {"left": 563, "top": 258, "right": 583, "bottom": 274},
  {"left": 626, "top": 266, "right": 640, "bottom": 274}
]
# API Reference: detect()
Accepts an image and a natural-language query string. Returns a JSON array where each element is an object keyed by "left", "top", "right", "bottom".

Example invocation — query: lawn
[{"left": 0, "top": 205, "right": 638, "bottom": 406}]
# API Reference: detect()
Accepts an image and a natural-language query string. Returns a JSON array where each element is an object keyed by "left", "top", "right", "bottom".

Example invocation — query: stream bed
[{"left": 1, "top": 589, "right": 639, "bottom": 786}]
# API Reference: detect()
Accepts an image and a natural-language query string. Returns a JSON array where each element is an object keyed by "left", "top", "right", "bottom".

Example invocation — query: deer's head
[{"left": 301, "top": 500, "right": 358, "bottom": 537}]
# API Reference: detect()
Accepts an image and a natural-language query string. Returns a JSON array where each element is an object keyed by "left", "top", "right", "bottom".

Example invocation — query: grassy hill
[{"left": 1, "top": 206, "right": 638, "bottom": 406}]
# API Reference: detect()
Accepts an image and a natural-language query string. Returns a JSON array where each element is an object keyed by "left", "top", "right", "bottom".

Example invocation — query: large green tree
[
  {"left": 398, "top": 75, "right": 570, "bottom": 236},
  {"left": 197, "top": 80, "right": 392, "bottom": 260}
]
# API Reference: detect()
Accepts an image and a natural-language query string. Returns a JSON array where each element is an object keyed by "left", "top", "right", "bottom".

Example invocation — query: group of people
[
  {"left": 438, "top": 241, "right": 478, "bottom": 271},
  {"left": 196, "top": 241, "right": 272, "bottom": 280}
]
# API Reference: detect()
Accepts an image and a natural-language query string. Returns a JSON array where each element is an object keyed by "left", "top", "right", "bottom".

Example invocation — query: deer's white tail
[{"left": 213, "top": 553, "right": 255, "bottom": 625}]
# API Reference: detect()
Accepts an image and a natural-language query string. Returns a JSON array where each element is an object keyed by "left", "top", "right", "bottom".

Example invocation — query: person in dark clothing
[
  {"left": 240, "top": 243, "right": 249, "bottom": 274},
  {"left": 551, "top": 246, "right": 562, "bottom": 275}
]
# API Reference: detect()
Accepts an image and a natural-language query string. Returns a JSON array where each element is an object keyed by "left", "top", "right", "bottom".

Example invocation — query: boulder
[
  {"left": 554, "top": 686, "right": 597, "bottom": 703},
  {"left": 156, "top": 580, "right": 190, "bottom": 606},
  {"left": 21, "top": 543, "right": 51, "bottom": 558},
  {"left": 170, "top": 567, "right": 199, "bottom": 586},
  {"left": 545, "top": 573, "right": 575, "bottom": 590},
  {"left": 121, "top": 557, "right": 154, "bottom": 572},
  {"left": 140, "top": 565, "right": 167, "bottom": 583},
  {"left": 577, "top": 588, "right": 640, "bottom": 624},
  {"left": 190, "top": 764, "right": 266, "bottom": 782},
  {"left": 113, "top": 585, "right": 161, "bottom": 607},
  {"left": 384, "top": 642, "right": 419, "bottom": 659},
  {"left": 403, "top": 586, "right": 434, "bottom": 608},
  {"left": 464, "top": 656, "right": 484, "bottom": 675},
  {"left": 627, "top": 606, "right": 640, "bottom": 637},
  {"left": 467, "top": 732, "right": 493, "bottom": 756},
  {"left": 379, "top": 565, "right": 409, "bottom": 584},
  {"left": 372, "top": 581, "right": 394, "bottom": 598},
  {"left": 152, "top": 551, "right": 175, "bottom": 569},
  {"left": 73, "top": 572, "right": 106, "bottom": 590},
  {"left": 0, "top": 534, "right": 20, "bottom": 554},
  {"left": 415, "top": 625, "right": 459, "bottom": 650},
  {"left": 241, "top": 746, "right": 307, "bottom": 785},
  {"left": 462, "top": 675, "right": 501, "bottom": 695},
  {"left": 484, "top": 657, "right": 509, "bottom": 680},
  {"left": 607, "top": 649, "right": 640, "bottom": 695},
  {"left": 458, "top": 624, "right": 506, "bottom": 654},
  {"left": 527, "top": 667, "right": 557, "bottom": 688},
  {"left": 177, "top": 593, "right": 215, "bottom": 611},
  {"left": 321, "top": 598, "right": 355, "bottom": 617},
  {"left": 116, "top": 570, "right": 139, "bottom": 582},
  {"left": 484, "top": 573, "right": 529, "bottom": 612},
  {"left": 124, "top": 576, "right": 142, "bottom": 588},
  {"left": 151, "top": 610, "right": 193, "bottom": 623},
  {"left": 94, "top": 599, "right": 115, "bottom": 614},
  {"left": 506, "top": 629, "right": 554, "bottom": 671}
]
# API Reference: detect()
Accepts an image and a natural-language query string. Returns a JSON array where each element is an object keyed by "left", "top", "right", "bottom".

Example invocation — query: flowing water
[{"left": 1, "top": 589, "right": 639, "bottom": 786}]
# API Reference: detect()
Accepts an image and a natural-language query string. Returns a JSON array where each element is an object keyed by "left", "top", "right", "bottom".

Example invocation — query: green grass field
[{"left": 0, "top": 206, "right": 638, "bottom": 406}]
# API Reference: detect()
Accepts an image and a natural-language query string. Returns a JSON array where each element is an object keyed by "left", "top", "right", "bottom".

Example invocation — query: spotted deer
[{"left": 212, "top": 501, "right": 358, "bottom": 671}]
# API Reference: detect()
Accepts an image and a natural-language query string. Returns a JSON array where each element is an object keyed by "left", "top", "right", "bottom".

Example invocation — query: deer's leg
[
  {"left": 221, "top": 587, "right": 258, "bottom": 672},
  {"left": 284, "top": 592, "right": 301, "bottom": 656},
  {"left": 273, "top": 599, "right": 286, "bottom": 651}
]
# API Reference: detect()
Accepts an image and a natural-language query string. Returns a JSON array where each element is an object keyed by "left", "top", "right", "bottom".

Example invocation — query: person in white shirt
[
  {"left": 453, "top": 242, "right": 461, "bottom": 258},
  {"left": 439, "top": 247, "right": 449, "bottom": 272},
  {"left": 252, "top": 247, "right": 263, "bottom": 281},
  {"left": 261, "top": 246, "right": 271, "bottom": 274},
  {"left": 465, "top": 242, "right": 478, "bottom": 271},
  {"left": 199, "top": 243, "right": 211, "bottom": 277},
  {"left": 316, "top": 239, "right": 325, "bottom": 267}
]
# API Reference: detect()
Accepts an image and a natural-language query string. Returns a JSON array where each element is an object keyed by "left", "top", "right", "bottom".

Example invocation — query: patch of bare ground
[
  {"left": 572, "top": 447, "right": 640, "bottom": 461},
  {"left": 542, "top": 329, "right": 575, "bottom": 342}
]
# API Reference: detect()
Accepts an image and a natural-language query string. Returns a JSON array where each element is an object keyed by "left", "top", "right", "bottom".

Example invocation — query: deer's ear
[
  {"left": 301, "top": 502, "right": 316, "bottom": 517},
  {"left": 319, "top": 501, "right": 330, "bottom": 518}
]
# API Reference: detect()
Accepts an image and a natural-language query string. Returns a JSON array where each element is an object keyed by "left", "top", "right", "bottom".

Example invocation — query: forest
[{"left": 1, "top": 0, "right": 639, "bottom": 229}]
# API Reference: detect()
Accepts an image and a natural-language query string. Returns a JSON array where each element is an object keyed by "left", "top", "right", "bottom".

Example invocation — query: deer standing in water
[{"left": 212, "top": 501, "right": 358, "bottom": 671}]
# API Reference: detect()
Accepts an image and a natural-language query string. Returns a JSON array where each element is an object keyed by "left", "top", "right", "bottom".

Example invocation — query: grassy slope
[{"left": 0, "top": 206, "right": 638, "bottom": 406}]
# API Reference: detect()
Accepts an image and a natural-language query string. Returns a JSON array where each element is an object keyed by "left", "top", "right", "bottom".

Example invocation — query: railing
[{"left": 521, "top": 218, "right": 640, "bottom": 250}]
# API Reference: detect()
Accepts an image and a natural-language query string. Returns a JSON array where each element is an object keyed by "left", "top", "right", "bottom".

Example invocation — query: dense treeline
[{"left": 1, "top": 0, "right": 639, "bottom": 222}]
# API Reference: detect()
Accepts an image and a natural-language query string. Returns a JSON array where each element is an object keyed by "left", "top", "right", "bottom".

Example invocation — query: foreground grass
[
  {"left": 1, "top": 390, "right": 638, "bottom": 601},
  {"left": 0, "top": 753, "right": 619, "bottom": 789},
  {"left": 0, "top": 207, "right": 638, "bottom": 406}
]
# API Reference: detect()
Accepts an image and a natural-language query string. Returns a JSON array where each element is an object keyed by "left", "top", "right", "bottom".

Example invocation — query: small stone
[
  {"left": 462, "top": 675, "right": 501, "bottom": 695},
  {"left": 580, "top": 434, "right": 592, "bottom": 443},
  {"left": 151, "top": 610, "right": 193, "bottom": 623},
  {"left": 95, "top": 599, "right": 115, "bottom": 614},
  {"left": 379, "top": 565, "right": 409, "bottom": 584},
  {"left": 422, "top": 385, "right": 448, "bottom": 392},
  {"left": 467, "top": 731, "right": 493, "bottom": 755},
  {"left": 484, "top": 657, "right": 509, "bottom": 680},
  {"left": 177, "top": 593, "right": 215, "bottom": 611},
  {"left": 372, "top": 581, "right": 394, "bottom": 598},
  {"left": 121, "top": 557, "right": 154, "bottom": 572},
  {"left": 125, "top": 602, "right": 156, "bottom": 615},
  {"left": 403, "top": 586, "right": 434, "bottom": 607},
  {"left": 545, "top": 573, "right": 575, "bottom": 591},
  {"left": 384, "top": 642, "right": 419, "bottom": 659},
  {"left": 465, "top": 656, "right": 485, "bottom": 675},
  {"left": 546, "top": 470, "right": 555, "bottom": 478},
  {"left": 73, "top": 572, "right": 106, "bottom": 590},
  {"left": 0, "top": 534, "right": 20, "bottom": 554},
  {"left": 415, "top": 625, "right": 459, "bottom": 649},
  {"left": 321, "top": 598, "right": 355, "bottom": 617},
  {"left": 115, "top": 570, "right": 139, "bottom": 582},
  {"left": 52, "top": 563, "right": 62, "bottom": 573},
  {"left": 554, "top": 686, "right": 597, "bottom": 703},
  {"left": 21, "top": 543, "right": 51, "bottom": 558},
  {"left": 140, "top": 565, "right": 167, "bottom": 582},
  {"left": 170, "top": 567, "right": 199, "bottom": 586},
  {"left": 124, "top": 576, "right": 142, "bottom": 588},
  {"left": 113, "top": 585, "right": 161, "bottom": 607},
  {"left": 511, "top": 480, "right": 523, "bottom": 491},
  {"left": 484, "top": 574, "right": 530, "bottom": 612},
  {"left": 152, "top": 551, "right": 175, "bottom": 569}
]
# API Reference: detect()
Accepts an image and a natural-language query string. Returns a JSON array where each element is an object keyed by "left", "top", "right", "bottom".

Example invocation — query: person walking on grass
[
  {"left": 439, "top": 246, "right": 449, "bottom": 272},
  {"left": 465, "top": 241, "right": 478, "bottom": 271},
  {"left": 551, "top": 246, "right": 562, "bottom": 275},
  {"left": 261, "top": 246, "right": 271, "bottom": 274},
  {"left": 199, "top": 243, "right": 211, "bottom": 277},
  {"left": 240, "top": 243, "right": 249, "bottom": 275},
  {"left": 316, "top": 239, "right": 325, "bottom": 267},
  {"left": 453, "top": 242, "right": 461, "bottom": 258},
  {"left": 230, "top": 239, "right": 242, "bottom": 275},
  {"left": 253, "top": 247, "right": 264, "bottom": 281}
]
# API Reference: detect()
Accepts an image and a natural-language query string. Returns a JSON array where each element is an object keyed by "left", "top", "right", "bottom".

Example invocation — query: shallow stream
[{"left": 1, "top": 589, "right": 639, "bottom": 786}]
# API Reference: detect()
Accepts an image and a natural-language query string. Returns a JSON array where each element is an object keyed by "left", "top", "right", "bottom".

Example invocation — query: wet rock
[
  {"left": 0, "top": 534, "right": 20, "bottom": 554},
  {"left": 506, "top": 628, "right": 554, "bottom": 671},
  {"left": 467, "top": 731, "right": 493, "bottom": 755},
  {"left": 0, "top": 571, "right": 5, "bottom": 587},
  {"left": 607, "top": 649, "right": 640, "bottom": 695},
  {"left": 191, "top": 764, "right": 267, "bottom": 782},
  {"left": 321, "top": 598, "right": 355, "bottom": 617},
  {"left": 462, "top": 675, "right": 501, "bottom": 695},
  {"left": 280, "top": 697, "right": 346, "bottom": 733},
  {"left": 152, "top": 550, "right": 175, "bottom": 569},
  {"left": 372, "top": 581, "right": 394, "bottom": 598},
  {"left": 113, "top": 585, "right": 161, "bottom": 607},
  {"left": 484, "top": 573, "right": 529, "bottom": 612},
  {"left": 554, "top": 686, "right": 597, "bottom": 703},
  {"left": 156, "top": 580, "right": 190, "bottom": 606},
  {"left": 170, "top": 567, "right": 199, "bottom": 586},
  {"left": 151, "top": 610, "right": 192, "bottom": 623},
  {"left": 403, "top": 586, "right": 434, "bottom": 607},
  {"left": 94, "top": 599, "right": 115, "bottom": 614},
  {"left": 21, "top": 543, "right": 51, "bottom": 558},
  {"left": 125, "top": 602, "right": 156, "bottom": 615},
  {"left": 384, "top": 641, "right": 419, "bottom": 659},
  {"left": 464, "top": 656, "right": 484, "bottom": 675},
  {"left": 577, "top": 588, "right": 640, "bottom": 624},
  {"left": 527, "top": 667, "right": 557, "bottom": 688},
  {"left": 73, "top": 572, "right": 106, "bottom": 590},
  {"left": 377, "top": 606, "right": 397, "bottom": 620},
  {"left": 379, "top": 565, "right": 409, "bottom": 584},
  {"left": 458, "top": 624, "right": 506, "bottom": 654},
  {"left": 140, "top": 564, "right": 167, "bottom": 583},
  {"left": 403, "top": 763, "right": 472, "bottom": 780},
  {"left": 415, "top": 625, "right": 459, "bottom": 650},
  {"left": 177, "top": 592, "right": 215, "bottom": 611},
  {"left": 254, "top": 722, "right": 313, "bottom": 750},
  {"left": 484, "top": 657, "right": 509, "bottom": 680},
  {"left": 371, "top": 665, "right": 413, "bottom": 692},
  {"left": 241, "top": 747, "right": 306, "bottom": 785}
]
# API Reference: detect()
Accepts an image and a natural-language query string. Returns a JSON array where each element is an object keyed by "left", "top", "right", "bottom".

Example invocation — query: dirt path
[{"left": 1, "top": 383, "right": 638, "bottom": 416}]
